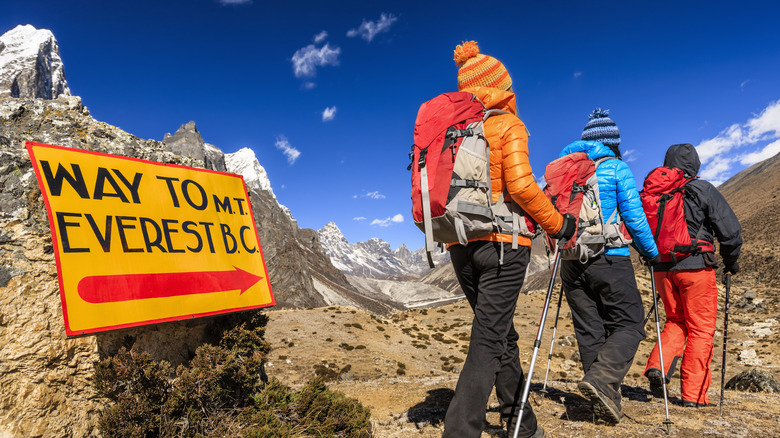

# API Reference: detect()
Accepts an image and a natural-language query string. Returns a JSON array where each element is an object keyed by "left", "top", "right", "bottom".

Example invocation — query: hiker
[
  {"left": 556, "top": 109, "right": 659, "bottom": 424},
  {"left": 643, "top": 143, "right": 742, "bottom": 407},
  {"left": 441, "top": 41, "right": 575, "bottom": 438}
]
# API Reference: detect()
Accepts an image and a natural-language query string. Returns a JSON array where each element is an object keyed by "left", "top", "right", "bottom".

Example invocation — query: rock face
[
  {"left": 0, "top": 25, "right": 70, "bottom": 99},
  {"left": 0, "top": 94, "right": 397, "bottom": 436}
]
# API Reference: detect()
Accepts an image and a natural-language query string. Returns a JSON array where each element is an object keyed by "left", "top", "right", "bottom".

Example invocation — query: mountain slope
[{"left": 718, "top": 151, "right": 780, "bottom": 286}]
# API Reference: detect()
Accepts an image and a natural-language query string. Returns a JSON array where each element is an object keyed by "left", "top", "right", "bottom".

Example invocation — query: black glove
[
  {"left": 724, "top": 262, "right": 739, "bottom": 275},
  {"left": 551, "top": 213, "right": 576, "bottom": 241},
  {"left": 643, "top": 254, "right": 662, "bottom": 266}
]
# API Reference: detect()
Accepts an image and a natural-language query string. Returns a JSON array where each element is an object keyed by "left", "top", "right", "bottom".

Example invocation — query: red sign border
[{"left": 25, "top": 141, "right": 275, "bottom": 337}]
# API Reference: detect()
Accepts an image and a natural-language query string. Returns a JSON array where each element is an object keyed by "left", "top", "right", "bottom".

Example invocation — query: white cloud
[
  {"left": 622, "top": 149, "right": 637, "bottom": 162},
  {"left": 347, "top": 13, "right": 398, "bottom": 42},
  {"left": 371, "top": 214, "right": 404, "bottom": 227},
  {"left": 322, "top": 106, "right": 337, "bottom": 122},
  {"left": 313, "top": 31, "right": 328, "bottom": 44},
  {"left": 355, "top": 190, "right": 385, "bottom": 199},
  {"left": 573, "top": 71, "right": 583, "bottom": 79},
  {"left": 274, "top": 135, "right": 301, "bottom": 164},
  {"left": 302, "top": 81, "right": 316, "bottom": 90},
  {"left": 739, "top": 139, "right": 780, "bottom": 166},
  {"left": 699, "top": 156, "right": 733, "bottom": 183},
  {"left": 291, "top": 43, "right": 340, "bottom": 78},
  {"left": 745, "top": 101, "right": 780, "bottom": 139},
  {"left": 218, "top": 0, "right": 251, "bottom": 4},
  {"left": 353, "top": 216, "right": 367, "bottom": 221},
  {"left": 695, "top": 99, "right": 780, "bottom": 183},
  {"left": 740, "top": 79, "right": 750, "bottom": 90}
]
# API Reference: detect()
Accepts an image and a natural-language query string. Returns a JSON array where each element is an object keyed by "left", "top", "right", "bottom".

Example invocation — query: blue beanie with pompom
[{"left": 581, "top": 108, "right": 620, "bottom": 150}]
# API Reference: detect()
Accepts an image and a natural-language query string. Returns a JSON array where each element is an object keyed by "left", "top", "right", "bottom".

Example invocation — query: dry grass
[{"left": 264, "top": 268, "right": 780, "bottom": 437}]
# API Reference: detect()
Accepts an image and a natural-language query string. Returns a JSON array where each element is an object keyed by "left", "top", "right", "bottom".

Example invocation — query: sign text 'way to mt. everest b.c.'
[{"left": 26, "top": 142, "right": 274, "bottom": 337}]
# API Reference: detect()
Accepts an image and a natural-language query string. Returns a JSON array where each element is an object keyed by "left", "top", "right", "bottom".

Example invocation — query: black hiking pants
[
  {"left": 443, "top": 242, "right": 538, "bottom": 438},
  {"left": 560, "top": 255, "right": 646, "bottom": 409}
]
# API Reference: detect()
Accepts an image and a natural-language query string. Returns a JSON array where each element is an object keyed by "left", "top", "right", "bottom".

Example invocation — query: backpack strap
[
  {"left": 418, "top": 151, "right": 436, "bottom": 268},
  {"left": 594, "top": 156, "right": 622, "bottom": 226}
]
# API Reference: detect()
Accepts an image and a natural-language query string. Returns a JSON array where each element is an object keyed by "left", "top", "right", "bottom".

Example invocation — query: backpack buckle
[
  {"left": 447, "top": 128, "right": 474, "bottom": 139},
  {"left": 418, "top": 147, "right": 428, "bottom": 168}
]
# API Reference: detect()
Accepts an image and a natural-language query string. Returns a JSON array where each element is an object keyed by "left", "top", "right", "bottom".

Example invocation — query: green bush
[{"left": 94, "top": 312, "right": 372, "bottom": 437}]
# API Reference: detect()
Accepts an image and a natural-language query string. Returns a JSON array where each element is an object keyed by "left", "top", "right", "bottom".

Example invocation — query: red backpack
[
  {"left": 544, "top": 152, "right": 632, "bottom": 262},
  {"left": 410, "top": 92, "right": 535, "bottom": 267},
  {"left": 641, "top": 166, "right": 714, "bottom": 264}
]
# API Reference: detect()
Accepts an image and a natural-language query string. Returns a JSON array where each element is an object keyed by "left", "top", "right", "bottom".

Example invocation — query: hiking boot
[
  {"left": 509, "top": 422, "right": 544, "bottom": 438},
  {"left": 681, "top": 400, "right": 709, "bottom": 408},
  {"left": 645, "top": 368, "right": 666, "bottom": 398},
  {"left": 578, "top": 381, "right": 622, "bottom": 424}
]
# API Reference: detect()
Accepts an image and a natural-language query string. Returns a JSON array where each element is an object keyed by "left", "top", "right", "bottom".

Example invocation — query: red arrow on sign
[{"left": 77, "top": 267, "right": 263, "bottom": 303}]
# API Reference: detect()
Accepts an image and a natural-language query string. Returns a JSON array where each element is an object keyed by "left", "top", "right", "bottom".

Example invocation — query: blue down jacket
[{"left": 559, "top": 140, "right": 658, "bottom": 258}]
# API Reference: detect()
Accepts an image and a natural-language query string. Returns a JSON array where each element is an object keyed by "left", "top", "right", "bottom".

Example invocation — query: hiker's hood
[
  {"left": 465, "top": 86, "right": 517, "bottom": 115},
  {"left": 663, "top": 143, "right": 701, "bottom": 178},
  {"left": 560, "top": 140, "right": 616, "bottom": 161}
]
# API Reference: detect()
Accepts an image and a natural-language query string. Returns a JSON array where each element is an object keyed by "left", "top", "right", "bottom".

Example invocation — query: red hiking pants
[{"left": 644, "top": 267, "right": 718, "bottom": 405}]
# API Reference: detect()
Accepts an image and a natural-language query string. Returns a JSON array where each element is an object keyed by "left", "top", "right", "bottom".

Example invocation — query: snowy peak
[
  {"left": 319, "top": 221, "right": 347, "bottom": 244},
  {"left": 225, "top": 147, "right": 275, "bottom": 197},
  {"left": 317, "top": 224, "right": 450, "bottom": 277},
  {"left": 224, "top": 147, "right": 294, "bottom": 221},
  {"left": 0, "top": 24, "right": 70, "bottom": 99}
]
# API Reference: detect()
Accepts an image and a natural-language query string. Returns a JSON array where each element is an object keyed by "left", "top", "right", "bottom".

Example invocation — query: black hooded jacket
[{"left": 654, "top": 143, "right": 742, "bottom": 272}]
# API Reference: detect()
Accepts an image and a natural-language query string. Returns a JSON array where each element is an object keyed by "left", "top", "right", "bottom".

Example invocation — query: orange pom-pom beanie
[{"left": 454, "top": 41, "right": 512, "bottom": 91}]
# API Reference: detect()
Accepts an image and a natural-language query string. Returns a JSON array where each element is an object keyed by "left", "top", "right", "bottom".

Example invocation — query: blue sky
[{"left": 3, "top": 0, "right": 780, "bottom": 251}]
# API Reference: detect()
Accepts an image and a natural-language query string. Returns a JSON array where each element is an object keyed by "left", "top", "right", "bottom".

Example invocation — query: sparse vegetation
[
  {"left": 314, "top": 361, "right": 353, "bottom": 382},
  {"left": 432, "top": 333, "right": 457, "bottom": 344},
  {"left": 93, "top": 313, "right": 372, "bottom": 437}
]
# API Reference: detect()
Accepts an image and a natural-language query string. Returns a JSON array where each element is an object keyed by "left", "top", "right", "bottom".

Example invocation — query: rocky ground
[{"left": 263, "top": 267, "right": 780, "bottom": 437}]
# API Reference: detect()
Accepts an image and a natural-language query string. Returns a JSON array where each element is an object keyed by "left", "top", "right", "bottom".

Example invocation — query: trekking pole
[
  {"left": 720, "top": 273, "right": 732, "bottom": 416},
  {"left": 542, "top": 285, "right": 564, "bottom": 392},
  {"left": 649, "top": 265, "right": 673, "bottom": 434},
  {"left": 512, "top": 249, "right": 562, "bottom": 438}
]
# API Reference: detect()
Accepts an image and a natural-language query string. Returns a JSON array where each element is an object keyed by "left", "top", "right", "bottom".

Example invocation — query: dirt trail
[{"left": 264, "top": 270, "right": 780, "bottom": 437}]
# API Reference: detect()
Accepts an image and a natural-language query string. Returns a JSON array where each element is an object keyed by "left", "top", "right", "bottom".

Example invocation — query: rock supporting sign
[{"left": 26, "top": 141, "right": 274, "bottom": 336}]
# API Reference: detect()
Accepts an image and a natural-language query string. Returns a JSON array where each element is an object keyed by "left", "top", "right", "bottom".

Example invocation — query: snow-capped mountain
[
  {"left": 225, "top": 147, "right": 277, "bottom": 200},
  {"left": 0, "top": 25, "right": 70, "bottom": 99},
  {"left": 224, "top": 147, "right": 294, "bottom": 221},
  {"left": 317, "top": 222, "right": 450, "bottom": 277}
]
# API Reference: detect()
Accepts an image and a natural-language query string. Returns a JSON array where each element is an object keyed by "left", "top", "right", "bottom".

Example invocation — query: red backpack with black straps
[
  {"left": 543, "top": 152, "right": 632, "bottom": 262},
  {"left": 641, "top": 166, "right": 714, "bottom": 264},
  {"left": 409, "top": 92, "right": 535, "bottom": 267}
]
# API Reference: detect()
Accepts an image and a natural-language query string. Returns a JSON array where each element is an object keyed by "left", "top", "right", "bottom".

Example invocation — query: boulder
[{"left": 725, "top": 369, "right": 780, "bottom": 393}]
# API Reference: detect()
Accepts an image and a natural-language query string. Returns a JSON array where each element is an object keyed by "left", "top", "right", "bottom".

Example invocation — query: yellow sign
[{"left": 26, "top": 141, "right": 274, "bottom": 336}]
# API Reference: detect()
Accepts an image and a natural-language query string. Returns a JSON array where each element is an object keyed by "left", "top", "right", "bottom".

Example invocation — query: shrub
[{"left": 94, "top": 312, "right": 372, "bottom": 437}]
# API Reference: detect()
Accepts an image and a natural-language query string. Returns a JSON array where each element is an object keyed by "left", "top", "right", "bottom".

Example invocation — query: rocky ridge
[
  {"left": 317, "top": 221, "right": 450, "bottom": 278},
  {"left": 0, "top": 93, "right": 401, "bottom": 436}
]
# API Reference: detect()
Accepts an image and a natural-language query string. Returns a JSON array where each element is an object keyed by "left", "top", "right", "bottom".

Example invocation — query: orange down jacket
[{"left": 461, "top": 86, "right": 563, "bottom": 247}]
